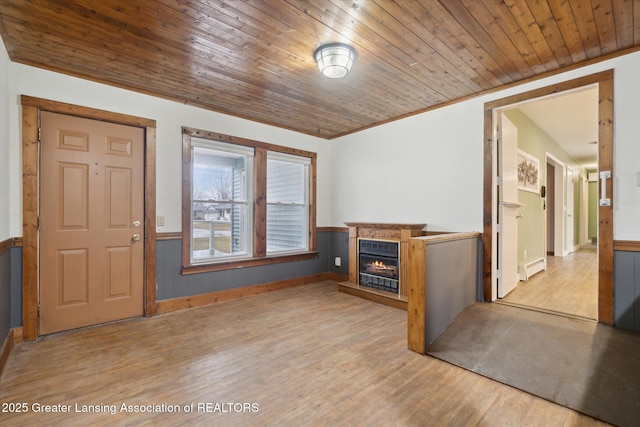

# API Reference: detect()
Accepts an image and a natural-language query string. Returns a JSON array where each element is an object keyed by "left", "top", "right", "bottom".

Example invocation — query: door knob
[
  {"left": 132, "top": 233, "right": 141, "bottom": 242},
  {"left": 133, "top": 220, "right": 141, "bottom": 227}
]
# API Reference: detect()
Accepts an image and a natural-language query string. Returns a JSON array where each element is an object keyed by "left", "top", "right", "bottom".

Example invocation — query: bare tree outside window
[
  {"left": 192, "top": 164, "right": 238, "bottom": 257},
  {"left": 194, "top": 169, "right": 232, "bottom": 201},
  {"left": 212, "top": 170, "right": 232, "bottom": 201},
  {"left": 193, "top": 169, "right": 233, "bottom": 218}
]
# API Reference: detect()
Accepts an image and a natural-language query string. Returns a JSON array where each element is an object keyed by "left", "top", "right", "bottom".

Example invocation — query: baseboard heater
[{"left": 518, "top": 257, "right": 546, "bottom": 281}]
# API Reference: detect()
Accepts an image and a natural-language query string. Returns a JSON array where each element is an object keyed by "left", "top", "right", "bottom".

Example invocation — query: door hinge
[
  {"left": 496, "top": 270, "right": 502, "bottom": 279},
  {"left": 37, "top": 216, "right": 40, "bottom": 230},
  {"left": 496, "top": 224, "right": 502, "bottom": 233},
  {"left": 38, "top": 127, "right": 41, "bottom": 142}
]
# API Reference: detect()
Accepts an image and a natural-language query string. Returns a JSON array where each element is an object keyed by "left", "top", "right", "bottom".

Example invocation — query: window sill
[{"left": 181, "top": 251, "right": 319, "bottom": 275}]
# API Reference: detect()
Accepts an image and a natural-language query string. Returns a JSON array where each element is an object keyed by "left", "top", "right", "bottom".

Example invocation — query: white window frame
[
  {"left": 266, "top": 151, "right": 311, "bottom": 255},
  {"left": 190, "top": 139, "right": 254, "bottom": 264}
]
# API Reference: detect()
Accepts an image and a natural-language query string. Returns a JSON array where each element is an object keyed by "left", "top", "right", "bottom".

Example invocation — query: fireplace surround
[{"left": 339, "top": 222, "right": 426, "bottom": 310}]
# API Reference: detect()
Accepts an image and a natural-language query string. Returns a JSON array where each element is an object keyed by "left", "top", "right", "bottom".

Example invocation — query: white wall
[
  {"left": 329, "top": 101, "right": 483, "bottom": 231},
  {"left": 612, "top": 53, "right": 640, "bottom": 241},
  {"left": 331, "top": 51, "right": 640, "bottom": 240},
  {"left": 4, "top": 61, "right": 332, "bottom": 236},
  {"left": 0, "top": 39, "right": 11, "bottom": 241}
]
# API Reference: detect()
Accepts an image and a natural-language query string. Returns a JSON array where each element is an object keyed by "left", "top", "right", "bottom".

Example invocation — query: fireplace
[
  {"left": 340, "top": 222, "right": 425, "bottom": 309},
  {"left": 358, "top": 239, "right": 400, "bottom": 294}
]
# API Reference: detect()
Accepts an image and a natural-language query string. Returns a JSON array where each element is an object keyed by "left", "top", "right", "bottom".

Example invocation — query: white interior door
[
  {"left": 566, "top": 168, "right": 575, "bottom": 254},
  {"left": 497, "top": 113, "right": 520, "bottom": 298}
]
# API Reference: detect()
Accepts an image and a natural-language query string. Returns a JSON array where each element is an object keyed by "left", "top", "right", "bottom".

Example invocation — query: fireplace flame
[{"left": 368, "top": 260, "right": 396, "bottom": 274}]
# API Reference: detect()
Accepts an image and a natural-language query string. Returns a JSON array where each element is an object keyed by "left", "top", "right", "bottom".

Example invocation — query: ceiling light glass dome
[{"left": 314, "top": 43, "right": 356, "bottom": 79}]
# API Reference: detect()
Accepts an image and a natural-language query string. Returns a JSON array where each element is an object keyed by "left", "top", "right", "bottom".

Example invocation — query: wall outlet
[
  {"left": 157, "top": 214, "right": 165, "bottom": 227},
  {"left": 334, "top": 257, "right": 341, "bottom": 267}
]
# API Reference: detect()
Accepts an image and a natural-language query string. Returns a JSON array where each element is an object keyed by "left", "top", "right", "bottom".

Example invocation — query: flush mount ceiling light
[{"left": 314, "top": 43, "right": 356, "bottom": 79}]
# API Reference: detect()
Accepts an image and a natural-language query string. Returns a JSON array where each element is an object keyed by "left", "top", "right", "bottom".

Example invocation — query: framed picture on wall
[{"left": 517, "top": 149, "right": 540, "bottom": 193}]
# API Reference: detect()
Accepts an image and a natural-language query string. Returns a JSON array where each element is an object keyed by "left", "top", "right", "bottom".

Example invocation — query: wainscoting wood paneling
[
  {"left": 157, "top": 272, "right": 342, "bottom": 314},
  {"left": 614, "top": 251, "right": 640, "bottom": 331},
  {"left": 0, "top": 246, "right": 11, "bottom": 357},
  {"left": 154, "top": 228, "right": 348, "bottom": 315},
  {"left": 181, "top": 252, "right": 320, "bottom": 275},
  {"left": 0, "top": 238, "right": 12, "bottom": 254},
  {"left": 9, "top": 247, "right": 22, "bottom": 329},
  {"left": 0, "top": 242, "right": 22, "bottom": 373},
  {"left": 329, "top": 229, "right": 349, "bottom": 276},
  {"left": 613, "top": 241, "right": 640, "bottom": 332},
  {"left": 156, "top": 232, "right": 332, "bottom": 301}
]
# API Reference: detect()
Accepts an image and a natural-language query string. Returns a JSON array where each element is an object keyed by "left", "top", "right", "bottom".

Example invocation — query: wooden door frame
[
  {"left": 482, "top": 70, "right": 614, "bottom": 325},
  {"left": 21, "top": 96, "right": 157, "bottom": 340}
]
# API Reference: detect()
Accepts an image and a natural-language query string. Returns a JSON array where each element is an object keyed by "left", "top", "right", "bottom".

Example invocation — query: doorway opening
[{"left": 483, "top": 70, "right": 614, "bottom": 325}]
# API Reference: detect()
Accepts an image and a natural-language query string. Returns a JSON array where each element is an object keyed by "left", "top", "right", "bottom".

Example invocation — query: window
[
  {"left": 182, "top": 127, "right": 317, "bottom": 273},
  {"left": 267, "top": 153, "right": 310, "bottom": 254},
  {"left": 190, "top": 139, "right": 253, "bottom": 263}
]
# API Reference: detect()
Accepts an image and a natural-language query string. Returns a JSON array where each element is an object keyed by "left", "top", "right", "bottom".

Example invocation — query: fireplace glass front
[{"left": 358, "top": 239, "right": 400, "bottom": 294}]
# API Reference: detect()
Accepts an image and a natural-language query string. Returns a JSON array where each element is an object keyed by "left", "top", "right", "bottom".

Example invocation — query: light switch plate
[{"left": 157, "top": 215, "right": 165, "bottom": 226}]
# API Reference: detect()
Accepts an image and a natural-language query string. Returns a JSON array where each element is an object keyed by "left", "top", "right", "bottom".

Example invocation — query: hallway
[{"left": 500, "top": 246, "right": 598, "bottom": 320}]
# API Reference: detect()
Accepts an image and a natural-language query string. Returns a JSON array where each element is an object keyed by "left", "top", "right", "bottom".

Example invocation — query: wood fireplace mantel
[{"left": 339, "top": 222, "right": 426, "bottom": 310}]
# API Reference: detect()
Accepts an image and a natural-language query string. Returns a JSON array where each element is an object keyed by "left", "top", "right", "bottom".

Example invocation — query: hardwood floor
[
  {"left": 500, "top": 246, "right": 598, "bottom": 320},
  {"left": 0, "top": 282, "right": 607, "bottom": 426}
]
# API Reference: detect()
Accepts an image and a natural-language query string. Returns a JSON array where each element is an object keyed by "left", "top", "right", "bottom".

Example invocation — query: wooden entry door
[{"left": 39, "top": 111, "right": 144, "bottom": 334}]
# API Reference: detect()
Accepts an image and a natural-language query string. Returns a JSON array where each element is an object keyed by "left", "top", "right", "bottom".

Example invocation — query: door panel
[
  {"left": 106, "top": 167, "right": 132, "bottom": 227},
  {"left": 60, "top": 163, "right": 89, "bottom": 229},
  {"left": 40, "top": 111, "right": 144, "bottom": 335},
  {"left": 106, "top": 246, "right": 132, "bottom": 298},
  {"left": 58, "top": 249, "right": 88, "bottom": 304},
  {"left": 497, "top": 113, "right": 519, "bottom": 298}
]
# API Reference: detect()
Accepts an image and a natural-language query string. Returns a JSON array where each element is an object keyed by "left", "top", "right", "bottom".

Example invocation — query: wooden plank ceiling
[{"left": 1, "top": 0, "right": 639, "bottom": 139}]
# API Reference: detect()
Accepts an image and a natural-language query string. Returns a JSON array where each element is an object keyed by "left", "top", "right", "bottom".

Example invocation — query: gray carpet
[{"left": 427, "top": 303, "right": 640, "bottom": 427}]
